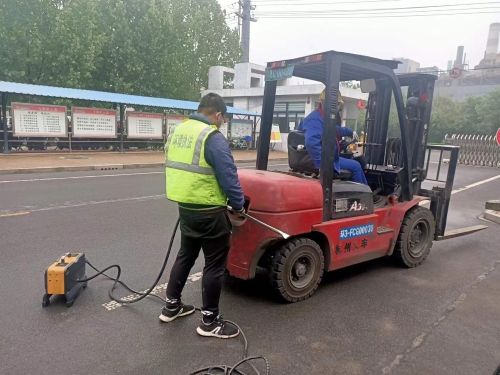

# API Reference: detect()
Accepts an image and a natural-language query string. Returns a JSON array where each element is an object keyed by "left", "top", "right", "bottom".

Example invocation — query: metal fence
[{"left": 444, "top": 134, "right": 500, "bottom": 167}]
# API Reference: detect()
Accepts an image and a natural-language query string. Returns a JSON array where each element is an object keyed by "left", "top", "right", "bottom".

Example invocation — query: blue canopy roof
[{"left": 0, "top": 81, "right": 259, "bottom": 117}]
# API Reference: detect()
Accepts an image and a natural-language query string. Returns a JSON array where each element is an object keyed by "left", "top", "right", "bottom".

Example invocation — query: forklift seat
[{"left": 287, "top": 131, "right": 352, "bottom": 180}]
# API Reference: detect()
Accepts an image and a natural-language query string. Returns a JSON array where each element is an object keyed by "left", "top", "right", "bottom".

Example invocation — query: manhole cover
[{"left": 59, "top": 156, "right": 90, "bottom": 160}]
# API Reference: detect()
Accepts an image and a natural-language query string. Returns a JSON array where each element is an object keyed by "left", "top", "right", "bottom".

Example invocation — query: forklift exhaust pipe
[{"left": 227, "top": 206, "right": 291, "bottom": 239}]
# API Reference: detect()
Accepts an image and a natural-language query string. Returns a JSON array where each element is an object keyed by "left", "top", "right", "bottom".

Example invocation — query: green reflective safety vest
[{"left": 165, "top": 119, "right": 227, "bottom": 206}]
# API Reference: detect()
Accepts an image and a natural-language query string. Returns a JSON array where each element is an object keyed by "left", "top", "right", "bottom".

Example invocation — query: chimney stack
[
  {"left": 485, "top": 23, "right": 500, "bottom": 61},
  {"left": 454, "top": 46, "right": 464, "bottom": 69}
]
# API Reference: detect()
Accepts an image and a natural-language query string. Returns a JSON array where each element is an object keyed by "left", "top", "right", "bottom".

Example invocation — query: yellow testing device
[{"left": 43, "top": 253, "right": 87, "bottom": 308}]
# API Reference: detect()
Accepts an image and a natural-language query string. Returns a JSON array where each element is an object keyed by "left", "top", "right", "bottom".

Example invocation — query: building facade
[{"left": 393, "top": 58, "right": 421, "bottom": 74}]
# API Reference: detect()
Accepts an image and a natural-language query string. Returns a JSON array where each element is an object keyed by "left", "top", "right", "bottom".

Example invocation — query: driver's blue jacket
[{"left": 297, "top": 108, "right": 353, "bottom": 173}]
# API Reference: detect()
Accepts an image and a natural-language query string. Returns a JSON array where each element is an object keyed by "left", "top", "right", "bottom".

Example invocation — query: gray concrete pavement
[{"left": 0, "top": 163, "right": 499, "bottom": 375}]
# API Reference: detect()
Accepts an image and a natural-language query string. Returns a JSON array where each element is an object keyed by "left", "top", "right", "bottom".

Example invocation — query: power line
[
  {"left": 252, "top": 0, "right": 402, "bottom": 3},
  {"left": 254, "top": 1, "right": 500, "bottom": 13},
  {"left": 255, "top": 10, "right": 500, "bottom": 18},
  {"left": 256, "top": 6, "right": 500, "bottom": 17},
  {"left": 254, "top": 11, "right": 500, "bottom": 19}
]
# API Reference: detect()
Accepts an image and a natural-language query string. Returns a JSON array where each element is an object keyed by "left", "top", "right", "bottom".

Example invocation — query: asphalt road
[{"left": 1, "top": 161, "right": 499, "bottom": 375}]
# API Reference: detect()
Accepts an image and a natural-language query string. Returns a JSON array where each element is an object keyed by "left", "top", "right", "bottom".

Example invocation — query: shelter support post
[
  {"left": 2, "top": 93, "right": 9, "bottom": 154},
  {"left": 119, "top": 104, "right": 124, "bottom": 153}
]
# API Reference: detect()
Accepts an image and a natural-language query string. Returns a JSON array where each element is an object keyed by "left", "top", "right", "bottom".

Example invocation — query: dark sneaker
[
  {"left": 159, "top": 303, "right": 195, "bottom": 323},
  {"left": 196, "top": 316, "right": 240, "bottom": 339}
]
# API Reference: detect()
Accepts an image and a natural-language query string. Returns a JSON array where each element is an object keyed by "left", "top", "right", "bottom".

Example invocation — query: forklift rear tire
[
  {"left": 393, "top": 206, "right": 435, "bottom": 268},
  {"left": 270, "top": 238, "right": 324, "bottom": 303}
]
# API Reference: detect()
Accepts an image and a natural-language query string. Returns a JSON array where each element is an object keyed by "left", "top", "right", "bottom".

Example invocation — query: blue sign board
[{"left": 265, "top": 65, "right": 294, "bottom": 81}]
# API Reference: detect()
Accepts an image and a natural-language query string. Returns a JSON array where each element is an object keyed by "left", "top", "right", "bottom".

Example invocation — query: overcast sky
[{"left": 218, "top": 0, "right": 500, "bottom": 70}]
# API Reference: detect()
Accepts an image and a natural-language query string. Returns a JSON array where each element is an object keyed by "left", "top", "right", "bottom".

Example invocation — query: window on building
[{"left": 273, "top": 102, "right": 306, "bottom": 133}]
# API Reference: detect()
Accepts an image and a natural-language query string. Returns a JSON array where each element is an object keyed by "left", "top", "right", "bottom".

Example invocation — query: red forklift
[{"left": 227, "top": 51, "right": 487, "bottom": 302}]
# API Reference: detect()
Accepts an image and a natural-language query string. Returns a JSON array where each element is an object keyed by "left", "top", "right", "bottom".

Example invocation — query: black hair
[{"left": 198, "top": 93, "right": 227, "bottom": 116}]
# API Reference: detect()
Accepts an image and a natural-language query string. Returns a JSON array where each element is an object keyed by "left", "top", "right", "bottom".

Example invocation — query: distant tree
[
  {"left": 475, "top": 89, "right": 500, "bottom": 135},
  {"left": 0, "top": 0, "right": 241, "bottom": 102}
]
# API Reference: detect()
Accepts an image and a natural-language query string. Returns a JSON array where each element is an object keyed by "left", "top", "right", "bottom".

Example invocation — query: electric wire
[
  {"left": 252, "top": 0, "right": 403, "bottom": 3},
  {"left": 253, "top": 0, "right": 500, "bottom": 9},
  {"left": 255, "top": 5, "right": 500, "bottom": 15},
  {"left": 255, "top": 10, "right": 500, "bottom": 18},
  {"left": 252, "top": 1, "right": 500, "bottom": 18},
  {"left": 78, "top": 217, "right": 269, "bottom": 374}
]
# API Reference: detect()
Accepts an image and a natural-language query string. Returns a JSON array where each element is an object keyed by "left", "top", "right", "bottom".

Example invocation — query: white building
[
  {"left": 393, "top": 58, "right": 420, "bottom": 74},
  {"left": 202, "top": 62, "right": 368, "bottom": 151}
]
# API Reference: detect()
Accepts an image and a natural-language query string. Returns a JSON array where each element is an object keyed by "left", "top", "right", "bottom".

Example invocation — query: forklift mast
[
  {"left": 363, "top": 73, "right": 437, "bottom": 191},
  {"left": 363, "top": 72, "right": 464, "bottom": 237}
]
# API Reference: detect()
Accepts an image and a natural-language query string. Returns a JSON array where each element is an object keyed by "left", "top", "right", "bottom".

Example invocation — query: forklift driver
[{"left": 298, "top": 90, "right": 368, "bottom": 185}]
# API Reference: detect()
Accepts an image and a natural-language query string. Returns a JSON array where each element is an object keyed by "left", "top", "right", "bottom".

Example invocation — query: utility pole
[{"left": 236, "top": 0, "right": 257, "bottom": 63}]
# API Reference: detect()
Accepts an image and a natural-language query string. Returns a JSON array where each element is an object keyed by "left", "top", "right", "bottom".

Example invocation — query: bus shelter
[{"left": 0, "top": 81, "right": 259, "bottom": 154}]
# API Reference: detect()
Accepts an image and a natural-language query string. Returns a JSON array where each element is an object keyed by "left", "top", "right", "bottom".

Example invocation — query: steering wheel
[{"left": 339, "top": 137, "right": 358, "bottom": 153}]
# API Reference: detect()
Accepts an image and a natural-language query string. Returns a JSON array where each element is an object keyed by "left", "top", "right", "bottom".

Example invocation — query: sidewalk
[{"left": 0, "top": 150, "right": 288, "bottom": 175}]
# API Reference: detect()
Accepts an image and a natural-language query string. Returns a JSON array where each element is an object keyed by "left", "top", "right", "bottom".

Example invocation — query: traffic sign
[
  {"left": 450, "top": 67, "right": 462, "bottom": 79},
  {"left": 496, "top": 127, "right": 500, "bottom": 146}
]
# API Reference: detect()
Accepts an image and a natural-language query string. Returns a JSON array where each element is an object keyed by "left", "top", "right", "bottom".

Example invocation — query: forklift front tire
[
  {"left": 270, "top": 238, "right": 324, "bottom": 303},
  {"left": 393, "top": 206, "right": 435, "bottom": 268}
]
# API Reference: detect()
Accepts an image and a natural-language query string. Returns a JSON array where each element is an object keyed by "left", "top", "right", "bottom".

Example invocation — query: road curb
[
  {"left": 485, "top": 209, "right": 500, "bottom": 224},
  {"left": 486, "top": 200, "right": 500, "bottom": 211},
  {"left": 0, "top": 158, "right": 289, "bottom": 175}
]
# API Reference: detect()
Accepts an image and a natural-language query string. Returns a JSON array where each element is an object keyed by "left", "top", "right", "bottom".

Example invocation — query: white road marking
[
  {"left": 0, "top": 164, "right": 288, "bottom": 184},
  {"left": 102, "top": 272, "right": 203, "bottom": 311},
  {"left": 0, "top": 211, "right": 30, "bottom": 218},
  {"left": 30, "top": 195, "right": 165, "bottom": 212},
  {"left": 0, "top": 171, "right": 164, "bottom": 184},
  {"left": 420, "top": 175, "right": 500, "bottom": 207},
  {"left": 451, "top": 174, "right": 500, "bottom": 194}
]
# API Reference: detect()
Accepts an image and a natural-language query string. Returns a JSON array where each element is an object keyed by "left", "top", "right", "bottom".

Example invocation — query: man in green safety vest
[{"left": 159, "top": 93, "right": 245, "bottom": 339}]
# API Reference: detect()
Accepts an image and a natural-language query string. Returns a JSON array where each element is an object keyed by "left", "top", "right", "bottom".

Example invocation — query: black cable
[
  {"left": 78, "top": 217, "right": 269, "bottom": 374},
  {"left": 85, "top": 260, "right": 165, "bottom": 303},
  {"left": 78, "top": 218, "right": 179, "bottom": 304}
]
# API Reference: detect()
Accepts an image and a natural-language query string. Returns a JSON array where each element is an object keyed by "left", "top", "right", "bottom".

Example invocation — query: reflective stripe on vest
[{"left": 165, "top": 125, "right": 213, "bottom": 174}]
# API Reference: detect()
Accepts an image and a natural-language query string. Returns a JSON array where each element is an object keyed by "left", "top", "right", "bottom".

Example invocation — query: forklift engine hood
[{"left": 238, "top": 170, "right": 323, "bottom": 212}]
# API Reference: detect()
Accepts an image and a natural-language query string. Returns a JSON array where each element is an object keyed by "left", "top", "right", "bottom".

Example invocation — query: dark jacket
[{"left": 179, "top": 114, "right": 245, "bottom": 211}]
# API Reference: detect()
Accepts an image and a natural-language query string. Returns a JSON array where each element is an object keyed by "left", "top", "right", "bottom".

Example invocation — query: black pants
[{"left": 166, "top": 207, "right": 232, "bottom": 318}]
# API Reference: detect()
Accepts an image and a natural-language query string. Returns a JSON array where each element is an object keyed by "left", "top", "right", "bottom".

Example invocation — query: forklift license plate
[{"left": 340, "top": 224, "right": 375, "bottom": 240}]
